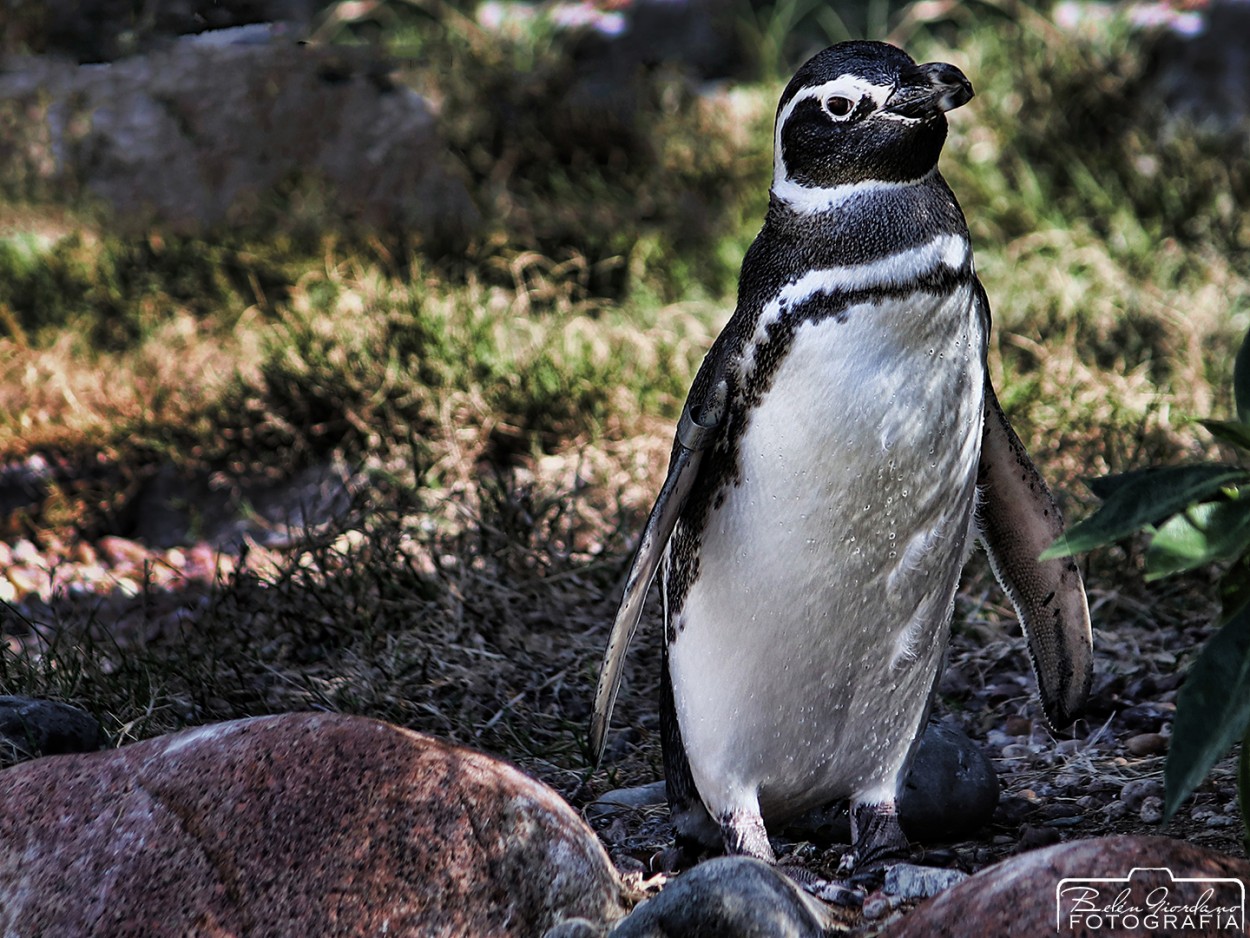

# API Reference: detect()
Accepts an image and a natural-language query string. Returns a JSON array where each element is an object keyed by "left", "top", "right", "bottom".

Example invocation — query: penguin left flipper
[
  {"left": 976, "top": 377, "right": 1094, "bottom": 729},
  {"left": 589, "top": 369, "right": 729, "bottom": 767}
]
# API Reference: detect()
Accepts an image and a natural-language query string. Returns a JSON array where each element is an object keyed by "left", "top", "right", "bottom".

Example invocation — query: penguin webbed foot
[{"left": 836, "top": 799, "right": 911, "bottom": 879}]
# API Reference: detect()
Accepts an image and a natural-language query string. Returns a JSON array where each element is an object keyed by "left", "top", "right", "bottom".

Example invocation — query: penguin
[{"left": 590, "top": 41, "right": 1093, "bottom": 874}]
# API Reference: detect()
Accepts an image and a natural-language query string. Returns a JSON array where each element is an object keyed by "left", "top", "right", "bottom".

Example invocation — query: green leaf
[
  {"left": 1221, "top": 555, "right": 1250, "bottom": 621},
  {"left": 1144, "top": 497, "right": 1250, "bottom": 580},
  {"left": 1236, "top": 325, "right": 1250, "bottom": 426},
  {"left": 1041, "top": 465, "right": 1250, "bottom": 560},
  {"left": 1164, "top": 601, "right": 1250, "bottom": 819},
  {"left": 1202, "top": 419, "right": 1250, "bottom": 451}
]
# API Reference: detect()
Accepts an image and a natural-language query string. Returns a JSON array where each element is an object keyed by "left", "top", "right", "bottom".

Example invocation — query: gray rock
[
  {"left": 0, "top": 713, "right": 630, "bottom": 936},
  {"left": 882, "top": 862, "right": 968, "bottom": 900},
  {"left": 0, "top": 42, "right": 478, "bottom": 245},
  {"left": 1119, "top": 776, "right": 1163, "bottom": 809},
  {"left": 610, "top": 857, "right": 835, "bottom": 938},
  {"left": 123, "top": 459, "right": 359, "bottom": 550},
  {"left": 0, "top": 695, "right": 104, "bottom": 765},
  {"left": 588, "top": 780, "right": 668, "bottom": 820}
]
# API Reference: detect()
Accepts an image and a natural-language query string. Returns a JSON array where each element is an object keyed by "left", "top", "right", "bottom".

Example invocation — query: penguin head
[{"left": 772, "top": 41, "right": 973, "bottom": 199}]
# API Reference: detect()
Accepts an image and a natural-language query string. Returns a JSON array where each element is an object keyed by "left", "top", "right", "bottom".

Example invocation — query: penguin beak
[{"left": 884, "top": 62, "right": 974, "bottom": 118}]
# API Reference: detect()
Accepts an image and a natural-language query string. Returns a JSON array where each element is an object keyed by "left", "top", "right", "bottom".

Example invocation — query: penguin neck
[
  {"left": 770, "top": 165, "right": 939, "bottom": 217},
  {"left": 751, "top": 169, "right": 969, "bottom": 281}
]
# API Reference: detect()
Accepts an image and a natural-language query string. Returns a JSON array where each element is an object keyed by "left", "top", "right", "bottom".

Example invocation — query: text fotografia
[{"left": 1056, "top": 867, "right": 1245, "bottom": 933}]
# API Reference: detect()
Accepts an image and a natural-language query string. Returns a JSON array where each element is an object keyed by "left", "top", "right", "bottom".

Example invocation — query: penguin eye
[{"left": 823, "top": 95, "right": 856, "bottom": 120}]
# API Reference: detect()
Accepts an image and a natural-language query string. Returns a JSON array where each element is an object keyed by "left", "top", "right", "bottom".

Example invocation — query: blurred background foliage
[{"left": 1, "top": 0, "right": 1245, "bottom": 490}]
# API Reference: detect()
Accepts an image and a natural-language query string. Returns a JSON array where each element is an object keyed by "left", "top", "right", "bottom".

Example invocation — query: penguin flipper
[
  {"left": 976, "top": 379, "right": 1094, "bottom": 728},
  {"left": 589, "top": 377, "right": 728, "bottom": 768}
]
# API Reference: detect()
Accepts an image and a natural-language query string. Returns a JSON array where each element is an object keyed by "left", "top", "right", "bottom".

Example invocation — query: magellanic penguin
[{"left": 590, "top": 41, "right": 1093, "bottom": 872}]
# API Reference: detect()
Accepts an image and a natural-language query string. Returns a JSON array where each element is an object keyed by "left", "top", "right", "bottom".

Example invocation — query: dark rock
[
  {"left": 879, "top": 836, "right": 1250, "bottom": 937},
  {"left": 1017, "top": 824, "right": 1063, "bottom": 850},
  {"left": 610, "top": 856, "right": 835, "bottom": 938},
  {"left": 899, "top": 722, "right": 1000, "bottom": 842},
  {"left": 0, "top": 695, "right": 105, "bottom": 765},
  {"left": 779, "top": 722, "right": 999, "bottom": 846},
  {"left": 993, "top": 794, "right": 1037, "bottom": 826},
  {"left": 0, "top": 42, "right": 478, "bottom": 246},
  {"left": 124, "top": 460, "right": 357, "bottom": 550},
  {"left": 0, "top": 713, "right": 629, "bottom": 936},
  {"left": 1119, "top": 701, "right": 1168, "bottom": 732}
]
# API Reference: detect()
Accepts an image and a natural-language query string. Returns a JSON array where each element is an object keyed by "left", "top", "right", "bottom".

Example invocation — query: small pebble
[
  {"left": 1018, "top": 825, "right": 1062, "bottom": 850},
  {"left": 1126, "top": 733, "right": 1168, "bottom": 756},
  {"left": 1139, "top": 795, "right": 1165, "bottom": 824},
  {"left": 1120, "top": 778, "right": 1163, "bottom": 809},
  {"left": 1206, "top": 815, "right": 1238, "bottom": 829},
  {"left": 1039, "top": 803, "right": 1081, "bottom": 820},
  {"left": 1003, "top": 715, "right": 1031, "bottom": 736},
  {"left": 1102, "top": 801, "right": 1130, "bottom": 821}
]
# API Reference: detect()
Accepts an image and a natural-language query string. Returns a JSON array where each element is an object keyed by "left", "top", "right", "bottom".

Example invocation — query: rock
[
  {"left": 879, "top": 835, "right": 1250, "bottom": 937},
  {"left": 899, "top": 722, "right": 1000, "bottom": 842},
  {"left": 0, "top": 713, "right": 629, "bottom": 936},
  {"left": 1018, "top": 824, "right": 1063, "bottom": 850},
  {"left": 5, "top": 0, "right": 315, "bottom": 61},
  {"left": 0, "top": 42, "right": 477, "bottom": 246},
  {"left": 1119, "top": 776, "right": 1163, "bottom": 809},
  {"left": 588, "top": 780, "right": 668, "bottom": 820},
  {"left": 1003, "top": 714, "right": 1032, "bottom": 736},
  {"left": 772, "top": 722, "right": 1001, "bottom": 846},
  {"left": 1138, "top": 795, "right": 1165, "bottom": 824},
  {"left": 882, "top": 863, "right": 969, "bottom": 900},
  {"left": 0, "top": 695, "right": 105, "bottom": 765},
  {"left": 1125, "top": 731, "right": 1168, "bottom": 756},
  {"left": 610, "top": 857, "right": 836, "bottom": 938}
]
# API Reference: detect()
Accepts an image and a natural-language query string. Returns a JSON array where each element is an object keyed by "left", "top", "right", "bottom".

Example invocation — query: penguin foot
[
  {"left": 840, "top": 799, "right": 910, "bottom": 875},
  {"left": 718, "top": 808, "right": 776, "bottom": 863}
]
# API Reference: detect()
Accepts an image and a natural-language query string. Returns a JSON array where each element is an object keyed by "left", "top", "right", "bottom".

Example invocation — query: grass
[{"left": 0, "top": 3, "right": 1248, "bottom": 807}]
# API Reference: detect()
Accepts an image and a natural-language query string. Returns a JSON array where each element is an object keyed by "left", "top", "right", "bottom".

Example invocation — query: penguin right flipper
[
  {"left": 588, "top": 367, "right": 729, "bottom": 768},
  {"left": 976, "top": 377, "right": 1094, "bottom": 729}
]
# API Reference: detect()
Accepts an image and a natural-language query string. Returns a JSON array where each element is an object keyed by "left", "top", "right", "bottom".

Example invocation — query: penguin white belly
[{"left": 668, "top": 285, "right": 986, "bottom": 823}]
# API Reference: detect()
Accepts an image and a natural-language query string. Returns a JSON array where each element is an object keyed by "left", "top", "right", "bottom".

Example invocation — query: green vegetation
[
  {"left": 1044, "top": 324, "right": 1250, "bottom": 839},
  {"left": 0, "top": 3, "right": 1248, "bottom": 816}
]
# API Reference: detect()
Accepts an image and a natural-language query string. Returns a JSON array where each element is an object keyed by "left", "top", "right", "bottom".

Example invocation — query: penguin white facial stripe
[
  {"left": 772, "top": 169, "right": 936, "bottom": 215},
  {"left": 739, "top": 232, "right": 970, "bottom": 378}
]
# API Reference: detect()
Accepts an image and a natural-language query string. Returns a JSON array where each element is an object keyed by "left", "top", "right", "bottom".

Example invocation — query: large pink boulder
[{"left": 0, "top": 713, "right": 629, "bottom": 937}]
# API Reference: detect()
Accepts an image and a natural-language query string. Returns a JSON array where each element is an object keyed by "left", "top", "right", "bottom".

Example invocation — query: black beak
[{"left": 884, "top": 62, "right": 974, "bottom": 118}]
